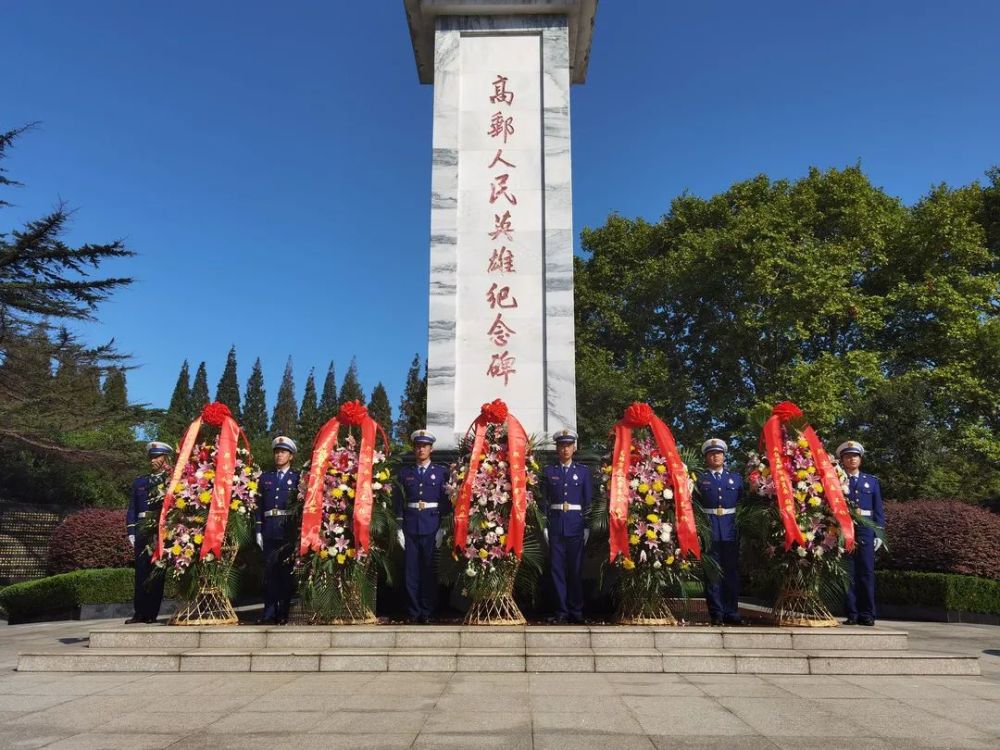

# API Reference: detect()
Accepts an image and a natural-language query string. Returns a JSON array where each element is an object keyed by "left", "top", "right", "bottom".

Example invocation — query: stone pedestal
[{"left": 405, "top": 0, "right": 597, "bottom": 448}]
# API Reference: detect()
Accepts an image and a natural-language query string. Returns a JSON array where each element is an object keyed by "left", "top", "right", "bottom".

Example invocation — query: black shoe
[
  {"left": 568, "top": 615, "right": 585, "bottom": 625},
  {"left": 843, "top": 617, "right": 858, "bottom": 625},
  {"left": 548, "top": 615, "right": 568, "bottom": 625},
  {"left": 276, "top": 618, "right": 288, "bottom": 626},
  {"left": 142, "top": 618, "right": 159, "bottom": 624},
  {"left": 256, "top": 617, "right": 277, "bottom": 625},
  {"left": 722, "top": 615, "right": 743, "bottom": 626},
  {"left": 858, "top": 616, "right": 875, "bottom": 627},
  {"left": 124, "top": 617, "right": 141, "bottom": 625},
  {"left": 709, "top": 616, "right": 722, "bottom": 626},
  {"left": 417, "top": 616, "right": 430, "bottom": 625}
]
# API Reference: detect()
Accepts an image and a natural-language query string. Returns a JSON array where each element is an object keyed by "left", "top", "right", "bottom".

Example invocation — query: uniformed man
[
  {"left": 696, "top": 438, "right": 744, "bottom": 626},
  {"left": 542, "top": 429, "right": 592, "bottom": 624},
  {"left": 125, "top": 441, "right": 173, "bottom": 624},
  {"left": 255, "top": 436, "right": 300, "bottom": 625},
  {"left": 837, "top": 441, "right": 884, "bottom": 626},
  {"left": 393, "top": 430, "right": 451, "bottom": 624}
]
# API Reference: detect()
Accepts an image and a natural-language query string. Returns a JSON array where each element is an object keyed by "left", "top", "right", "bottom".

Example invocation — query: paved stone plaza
[{"left": 0, "top": 618, "right": 996, "bottom": 749}]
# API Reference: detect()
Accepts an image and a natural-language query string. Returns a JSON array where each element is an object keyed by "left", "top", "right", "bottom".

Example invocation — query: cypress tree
[
  {"left": 101, "top": 367, "right": 128, "bottom": 412},
  {"left": 242, "top": 357, "right": 268, "bottom": 440},
  {"left": 318, "top": 361, "right": 338, "bottom": 422},
  {"left": 298, "top": 368, "right": 321, "bottom": 443},
  {"left": 190, "top": 362, "right": 210, "bottom": 412},
  {"left": 270, "top": 357, "right": 298, "bottom": 439},
  {"left": 167, "top": 360, "right": 192, "bottom": 421},
  {"left": 338, "top": 356, "right": 365, "bottom": 405},
  {"left": 214, "top": 345, "right": 241, "bottom": 419},
  {"left": 368, "top": 382, "right": 393, "bottom": 435},
  {"left": 395, "top": 353, "right": 427, "bottom": 442}
]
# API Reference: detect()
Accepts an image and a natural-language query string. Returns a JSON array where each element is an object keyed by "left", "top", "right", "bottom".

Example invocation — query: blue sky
[{"left": 4, "top": 0, "right": 998, "bottom": 415}]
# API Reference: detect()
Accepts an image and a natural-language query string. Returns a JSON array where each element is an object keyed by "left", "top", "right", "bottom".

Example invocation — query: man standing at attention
[
  {"left": 125, "top": 441, "right": 173, "bottom": 624},
  {"left": 255, "top": 436, "right": 300, "bottom": 625},
  {"left": 696, "top": 438, "right": 744, "bottom": 626},
  {"left": 838, "top": 441, "right": 884, "bottom": 626}
]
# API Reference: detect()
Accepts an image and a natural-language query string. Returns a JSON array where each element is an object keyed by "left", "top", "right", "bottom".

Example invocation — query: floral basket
[
  {"left": 444, "top": 399, "right": 540, "bottom": 626},
  {"left": 151, "top": 403, "right": 260, "bottom": 626},
  {"left": 746, "top": 402, "right": 855, "bottom": 627},
  {"left": 294, "top": 401, "right": 392, "bottom": 625},
  {"left": 602, "top": 403, "right": 702, "bottom": 625}
]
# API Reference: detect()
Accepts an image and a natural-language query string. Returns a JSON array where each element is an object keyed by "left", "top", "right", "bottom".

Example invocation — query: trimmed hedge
[
  {"left": 877, "top": 570, "right": 1000, "bottom": 615},
  {"left": 882, "top": 500, "right": 1000, "bottom": 581},
  {"left": 0, "top": 567, "right": 133, "bottom": 622},
  {"left": 47, "top": 508, "right": 133, "bottom": 575}
]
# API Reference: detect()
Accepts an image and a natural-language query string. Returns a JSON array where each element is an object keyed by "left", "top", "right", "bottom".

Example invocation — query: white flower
[
  {"left": 662, "top": 489, "right": 674, "bottom": 499},
  {"left": 465, "top": 566, "right": 477, "bottom": 577},
  {"left": 813, "top": 546, "right": 825, "bottom": 557},
  {"left": 805, "top": 531, "right": 815, "bottom": 542},
  {"left": 495, "top": 526, "right": 504, "bottom": 536},
  {"left": 796, "top": 547, "right": 808, "bottom": 557},
  {"left": 332, "top": 525, "right": 344, "bottom": 534},
  {"left": 653, "top": 560, "right": 662, "bottom": 569},
  {"left": 629, "top": 479, "right": 640, "bottom": 489},
  {"left": 660, "top": 531, "right": 671, "bottom": 542}
]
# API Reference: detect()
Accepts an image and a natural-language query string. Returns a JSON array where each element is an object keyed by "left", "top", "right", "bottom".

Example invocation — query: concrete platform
[{"left": 16, "top": 624, "right": 981, "bottom": 675}]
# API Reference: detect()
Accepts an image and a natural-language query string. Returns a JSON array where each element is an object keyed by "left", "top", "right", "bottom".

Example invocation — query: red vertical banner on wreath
[
  {"left": 647, "top": 416, "right": 701, "bottom": 560},
  {"left": 504, "top": 414, "right": 529, "bottom": 557},
  {"left": 300, "top": 417, "right": 340, "bottom": 556},
  {"left": 353, "top": 415, "right": 377, "bottom": 553},
  {"left": 763, "top": 413, "right": 807, "bottom": 550},
  {"left": 802, "top": 426, "right": 856, "bottom": 552},
  {"left": 608, "top": 423, "right": 633, "bottom": 562},
  {"left": 200, "top": 415, "right": 239, "bottom": 560},
  {"left": 453, "top": 423, "right": 487, "bottom": 551},
  {"left": 154, "top": 417, "right": 202, "bottom": 562}
]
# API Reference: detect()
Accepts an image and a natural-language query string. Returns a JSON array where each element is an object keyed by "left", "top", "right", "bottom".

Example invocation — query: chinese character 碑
[{"left": 486, "top": 350, "right": 517, "bottom": 385}]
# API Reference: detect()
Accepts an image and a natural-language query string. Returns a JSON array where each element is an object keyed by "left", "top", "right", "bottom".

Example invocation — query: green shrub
[
  {"left": 0, "top": 568, "right": 134, "bottom": 622},
  {"left": 877, "top": 570, "right": 1000, "bottom": 615}
]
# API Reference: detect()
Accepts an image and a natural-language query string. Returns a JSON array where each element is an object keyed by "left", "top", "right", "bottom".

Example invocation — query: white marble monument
[{"left": 405, "top": 0, "right": 597, "bottom": 449}]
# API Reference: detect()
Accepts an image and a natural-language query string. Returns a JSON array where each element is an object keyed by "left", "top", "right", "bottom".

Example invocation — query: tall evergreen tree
[
  {"left": 395, "top": 354, "right": 427, "bottom": 442},
  {"left": 190, "top": 361, "right": 210, "bottom": 412},
  {"left": 242, "top": 357, "right": 268, "bottom": 440},
  {"left": 270, "top": 357, "right": 298, "bottom": 439},
  {"left": 101, "top": 367, "right": 128, "bottom": 412},
  {"left": 214, "top": 345, "right": 241, "bottom": 419},
  {"left": 298, "top": 368, "right": 321, "bottom": 443},
  {"left": 338, "top": 356, "right": 365, "bottom": 405},
  {"left": 318, "top": 361, "right": 338, "bottom": 422},
  {"left": 368, "top": 382, "right": 393, "bottom": 435},
  {"left": 167, "top": 360, "right": 192, "bottom": 420}
]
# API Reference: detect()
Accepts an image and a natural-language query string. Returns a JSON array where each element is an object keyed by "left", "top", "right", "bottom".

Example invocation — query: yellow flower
[
  {"left": 652, "top": 480, "right": 664, "bottom": 492},
  {"left": 478, "top": 548, "right": 489, "bottom": 559},
  {"left": 319, "top": 549, "right": 329, "bottom": 559},
  {"left": 199, "top": 491, "right": 212, "bottom": 504},
  {"left": 637, "top": 483, "right": 649, "bottom": 494},
  {"left": 377, "top": 470, "right": 390, "bottom": 482},
  {"left": 173, "top": 483, "right": 184, "bottom": 493},
  {"left": 629, "top": 534, "right": 640, "bottom": 545},
  {"left": 243, "top": 466, "right": 252, "bottom": 475},
  {"left": 203, "top": 470, "right": 215, "bottom": 480},
  {"left": 798, "top": 438, "right": 809, "bottom": 448},
  {"left": 332, "top": 487, "right": 344, "bottom": 498},
  {"left": 230, "top": 500, "right": 241, "bottom": 510},
  {"left": 602, "top": 465, "right": 612, "bottom": 475},
  {"left": 807, "top": 466, "right": 816, "bottom": 474},
  {"left": 794, "top": 491, "right": 806, "bottom": 502},
  {"left": 499, "top": 535, "right": 507, "bottom": 544},
  {"left": 480, "top": 520, "right": 489, "bottom": 529},
  {"left": 666, "top": 555, "right": 675, "bottom": 565},
  {"left": 622, "top": 558, "right": 635, "bottom": 570},
  {"left": 247, "top": 481, "right": 258, "bottom": 491},
  {"left": 808, "top": 497, "right": 821, "bottom": 507},
  {"left": 644, "top": 494, "right": 657, "bottom": 506},
  {"left": 646, "top": 513, "right": 660, "bottom": 523},
  {"left": 336, "top": 553, "right": 346, "bottom": 564},
  {"left": 796, "top": 470, "right": 809, "bottom": 480},
  {"left": 347, "top": 548, "right": 356, "bottom": 558},
  {"left": 175, "top": 499, "right": 187, "bottom": 509},
  {"left": 193, "top": 534, "right": 203, "bottom": 544},
  {"left": 347, "top": 489, "right": 356, "bottom": 498},
  {"left": 183, "top": 548, "right": 193, "bottom": 558},
  {"left": 656, "top": 465, "right": 667, "bottom": 474},
  {"left": 645, "top": 529, "right": 657, "bottom": 540},
  {"left": 813, "top": 483, "right": 824, "bottom": 494},
  {"left": 170, "top": 544, "right": 182, "bottom": 555}
]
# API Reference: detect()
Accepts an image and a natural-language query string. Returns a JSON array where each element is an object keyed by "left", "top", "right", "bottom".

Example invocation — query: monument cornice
[{"left": 403, "top": 0, "right": 597, "bottom": 84}]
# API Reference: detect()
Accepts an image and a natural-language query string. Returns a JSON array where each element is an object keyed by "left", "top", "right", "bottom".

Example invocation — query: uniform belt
[
  {"left": 857, "top": 509, "right": 872, "bottom": 517},
  {"left": 701, "top": 506, "right": 736, "bottom": 516},
  {"left": 264, "top": 509, "right": 291, "bottom": 517},
  {"left": 136, "top": 511, "right": 150, "bottom": 519},
  {"left": 407, "top": 502, "right": 438, "bottom": 510},
  {"left": 551, "top": 503, "right": 582, "bottom": 511}
]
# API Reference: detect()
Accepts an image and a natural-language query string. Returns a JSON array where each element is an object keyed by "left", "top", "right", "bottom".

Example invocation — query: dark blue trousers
[
  {"left": 845, "top": 528, "right": 877, "bottom": 620},
  {"left": 262, "top": 538, "right": 294, "bottom": 621},
  {"left": 404, "top": 530, "right": 437, "bottom": 619},
  {"left": 133, "top": 538, "right": 165, "bottom": 622},
  {"left": 550, "top": 532, "right": 585, "bottom": 619},
  {"left": 704, "top": 539, "right": 740, "bottom": 620}
]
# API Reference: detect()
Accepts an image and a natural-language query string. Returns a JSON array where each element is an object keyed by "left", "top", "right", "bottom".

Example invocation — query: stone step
[
  {"left": 85, "top": 624, "right": 910, "bottom": 652},
  {"left": 17, "top": 647, "right": 979, "bottom": 675}
]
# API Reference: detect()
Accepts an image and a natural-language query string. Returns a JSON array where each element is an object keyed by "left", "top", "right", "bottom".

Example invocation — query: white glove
[
  {"left": 128, "top": 535, "right": 135, "bottom": 547},
  {"left": 397, "top": 529, "right": 406, "bottom": 550},
  {"left": 543, "top": 528, "right": 549, "bottom": 543},
  {"left": 874, "top": 537, "right": 883, "bottom": 552},
  {"left": 256, "top": 533, "right": 263, "bottom": 549},
  {"left": 435, "top": 528, "right": 445, "bottom": 548},
  {"left": 584, "top": 529, "right": 590, "bottom": 545}
]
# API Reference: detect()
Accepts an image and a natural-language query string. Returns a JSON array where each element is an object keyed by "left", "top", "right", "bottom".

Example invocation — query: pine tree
[
  {"left": 190, "top": 362, "right": 210, "bottom": 412},
  {"left": 318, "top": 361, "right": 338, "bottom": 422},
  {"left": 167, "top": 360, "right": 192, "bottom": 420},
  {"left": 101, "top": 367, "right": 128, "bottom": 412},
  {"left": 242, "top": 357, "right": 268, "bottom": 440},
  {"left": 395, "top": 353, "right": 427, "bottom": 442},
  {"left": 214, "top": 345, "right": 241, "bottom": 419},
  {"left": 368, "top": 382, "right": 393, "bottom": 435},
  {"left": 270, "top": 357, "right": 298, "bottom": 439},
  {"left": 298, "top": 368, "right": 321, "bottom": 444},
  {"left": 338, "top": 356, "right": 365, "bottom": 405}
]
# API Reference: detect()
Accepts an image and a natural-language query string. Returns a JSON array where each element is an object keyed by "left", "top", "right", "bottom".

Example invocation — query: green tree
[
  {"left": 101, "top": 368, "right": 128, "bottom": 412},
  {"left": 242, "top": 357, "right": 268, "bottom": 440},
  {"left": 270, "top": 357, "right": 298, "bottom": 439},
  {"left": 318, "top": 361, "right": 338, "bottom": 423},
  {"left": 214, "top": 345, "right": 241, "bottom": 419},
  {"left": 190, "top": 362, "right": 210, "bottom": 412},
  {"left": 338, "top": 356, "right": 365, "bottom": 405},
  {"left": 368, "top": 382, "right": 393, "bottom": 435},
  {"left": 394, "top": 353, "right": 426, "bottom": 443},
  {"left": 298, "top": 368, "right": 321, "bottom": 443}
]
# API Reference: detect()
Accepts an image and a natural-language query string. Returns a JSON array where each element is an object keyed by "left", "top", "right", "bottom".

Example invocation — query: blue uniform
[
  {"left": 126, "top": 474, "right": 166, "bottom": 622},
  {"left": 255, "top": 468, "right": 300, "bottom": 622},
  {"left": 542, "top": 462, "right": 592, "bottom": 621},
  {"left": 393, "top": 463, "right": 451, "bottom": 620},
  {"left": 696, "top": 468, "right": 744, "bottom": 622},
  {"left": 844, "top": 471, "right": 884, "bottom": 622}
]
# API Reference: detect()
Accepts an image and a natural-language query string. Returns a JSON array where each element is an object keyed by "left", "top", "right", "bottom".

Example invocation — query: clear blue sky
[{"left": 4, "top": 0, "right": 998, "bottom": 415}]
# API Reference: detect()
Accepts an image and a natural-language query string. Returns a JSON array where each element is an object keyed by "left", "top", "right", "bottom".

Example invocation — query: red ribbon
[
  {"left": 299, "top": 401, "right": 389, "bottom": 557},
  {"left": 762, "top": 414, "right": 805, "bottom": 550},
  {"left": 453, "top": 399, "right": 530, "bottom": 558},
  {"left": 802, "top": 426, "right": 855, "bottom": 552},
  {"left": 609, "top": 403, "right": 701, "bottom": 563},
  {"left": 153, "top": 416, "right": 202, "bottom": 562}
]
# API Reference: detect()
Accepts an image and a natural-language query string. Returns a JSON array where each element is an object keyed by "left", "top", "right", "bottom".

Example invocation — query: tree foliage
[
  {"left": 368, "top": 382, "right": 393, "bottom": 437},
  {"left": 298, "top": 368, "right": 321, "bottom": 443},
  {"left": 394, "top": 353, "right": 426, "bottom": 443},
  {"left": 575, "top": 165, "right": 1000, "bottom": 500},
  {"left": 190, "top": 361, "right": 209, "bottom": 413},
  {"left": 270, "top": 356, "right": 298, "bottom": 439},
  {"left": 318, "top": 361, "right": 338, "bottom": 423},
  {"left": 242, "top": 357, "right": 268, "bottom": 441},
  {"left": 214, "top": 345, "right": 241, "bottom": 419},
  {"left": 338, "top": 356, "right": 365, "bottom": 405}
]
